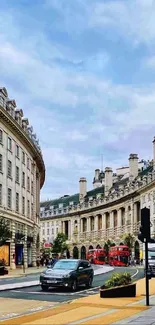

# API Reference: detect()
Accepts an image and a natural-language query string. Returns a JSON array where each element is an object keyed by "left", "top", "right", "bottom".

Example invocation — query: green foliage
[
  {"left": 121, "top": 233, "right": 135, "bottom": 252},
  {"left": 52, "top": 233, "right": 68, "bottom": 254},
  {"left": 0, "top": 217, "right": 12, "bottom": 247},
  {"left": 104, "top": 240, "right": 115, "bottom": 255},
  {"left": 104, "top": 272, "right": 131, "bottom": 289}
]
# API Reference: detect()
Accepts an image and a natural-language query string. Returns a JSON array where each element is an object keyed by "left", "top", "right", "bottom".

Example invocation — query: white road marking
[{"left": 131, "top": 269, "right": 139, "bottom": 278}]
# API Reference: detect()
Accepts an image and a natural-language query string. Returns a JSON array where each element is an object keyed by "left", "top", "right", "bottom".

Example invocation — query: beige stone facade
[
  {"left": 40, "top": 139, "right": 155, "bottom": 261},
  {"left": 0, "top": 87, "right": 45, "bottom": 269}
]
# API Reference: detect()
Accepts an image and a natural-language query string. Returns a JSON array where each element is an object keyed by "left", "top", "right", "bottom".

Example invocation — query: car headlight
[{"left": 63, "top": 274, "right": 70, "bottom": 278}]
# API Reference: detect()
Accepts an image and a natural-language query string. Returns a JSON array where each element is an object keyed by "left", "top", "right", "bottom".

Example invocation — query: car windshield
[{"left": 52, "top": 260, "right": 78, "bottom": 270}]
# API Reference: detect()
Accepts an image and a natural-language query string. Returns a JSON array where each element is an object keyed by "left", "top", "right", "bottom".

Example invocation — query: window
[
  {"left": 0, "top": 130, "right": 3, "bottom": 144},
  {"left": 27, "top": 176, "right": 30, "bottom": 191},
  {"left": 27, "top": 200, "right": 30, "bottom": 216},
  {"left": 22, "top": 196, "right": 25, "bottom": 215},
  {"left": 22, "top": 151, "right": 25, "bottom": 164},
  {"left": 27, "top": 157, "right": 30, "bottom": 169},
  {"left": 47, "top": 229, "right": 49, "bottom": 235},
  {"left": 42, "top": 229, "right": 45, "bottom": 235},
  {"left": 52, "top": 228, "right": 54, "bottom": 234},
  {"left": 0, "top": 154, "right": 2, "bottom": 172},
  {"left": 7, "top": 137, "right": 12, "bottom": 151},
  {"left": 16, "top": 145, "right": 19, "bottom": 158},
  {"left": 8, "top": 160, "right": 12, "bottom": 178},
  {"left": 31, "top": 161, "right": 34, "bottom": 174},
  {"left": 16, "top": 166, "right": 19, "bottom": 183},
  {"left": 56, "top": 228, "right": 58, "bottom": 234},
  {"left": 31, "top": 203, "right": 33, "bottom": 217},
  {"left": 0, "top": 96, "right": 4, "bottom": 107},
  {"left": 47, "top": 222, "right": 49, "bottom": 227},
  {"left": 22, "top": 172, "right": 25, "bottom": 187},
  {"left": 0, "top": 184, "right": 2, "bottom": 205},
  {"left": 7, "top": 188, "right": 12, "bottom": 209},
  {"left": 16, "top": 193, "right": 19, "bottom": 212},
  {"left": 31, "top": 181, "right": 33, "bottom": 195}
]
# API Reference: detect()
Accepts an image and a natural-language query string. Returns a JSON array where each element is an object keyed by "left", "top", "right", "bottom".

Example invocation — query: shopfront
[{"left": 0, "top": 243, "right": 10, "bottom": 266}]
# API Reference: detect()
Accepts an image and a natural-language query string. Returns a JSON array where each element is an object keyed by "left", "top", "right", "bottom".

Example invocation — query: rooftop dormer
[
  {"left": 15, "top": 109, "right": 23, "bottom": 126},
  {"left": 22, "top": 118, "right": 29, "bottom": 131},
  {"left": 0, "top": 87, "right": 8, "bottom": 108},
  {"left": 6, "top": 99, "right": 16, "bottom": 118}
]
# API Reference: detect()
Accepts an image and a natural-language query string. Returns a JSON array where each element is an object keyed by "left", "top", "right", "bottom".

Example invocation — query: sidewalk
[
  {"left": 2, "top": 266, "right": 46, "bottom": 278},
  {"left": 0, "top": 278, "right": 155, "bottom": 325}
]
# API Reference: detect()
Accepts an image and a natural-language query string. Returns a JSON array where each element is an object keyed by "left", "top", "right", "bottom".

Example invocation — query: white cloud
[{"left": 1, "top": 2, "right": 155, "bottom": 200}]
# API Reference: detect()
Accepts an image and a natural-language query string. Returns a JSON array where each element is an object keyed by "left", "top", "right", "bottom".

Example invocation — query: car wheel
[
  {"left": 71, "top": 280, "right": 78, "bottom": 291},
  {"left": 41, "top": 284, "right": 48, "bottom": 291},
  {"left": 86, "top": 276, "right": 93, "bottom": 289}
]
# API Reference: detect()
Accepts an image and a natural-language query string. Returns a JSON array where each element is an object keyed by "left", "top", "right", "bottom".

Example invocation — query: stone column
[
  {"left": 24, "top": 225, "right": 28, "bottom": 268},
  {"left": 102, "top": 214, "right": 106, "bottom": 230},
  {"left": 62, "top": 221, "right": 65, "bottom": 234},
  {"left": 80, "top": 219, "right": 83, "bottom": 232},
  {"left": 94, "top": 216, "right": 98, "bottom": 231},
  {"left": 87, "top": 217, "right": 90, "bottom": 232},
  {"left": 10, "top": 220, "right": 16, "bottom": 269},
  {"left": 110, "top": 211, "right": 114, "bottom": 228},
  {"left": 117, "top": 209, "right": 122, "bottom": 227},
  {"left": 32, "top": 226, "right": 37, "bottom": 267},
  {"left": 133, "top": 203, "right": 137, "bottom": 224},
  {"left": 130, "top": 203, "right": 134, "bottom": 232},
  {"left": 68, "top": 220, "right": 71, "bottom": 240}
]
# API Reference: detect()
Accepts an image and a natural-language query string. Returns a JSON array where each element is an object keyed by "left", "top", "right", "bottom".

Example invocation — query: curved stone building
[
  {"left": 40, "top": 139, "right": 155, "bottom": 262},
  {"left": 0, "top": 87, "right": 45, "bottom": 268}
]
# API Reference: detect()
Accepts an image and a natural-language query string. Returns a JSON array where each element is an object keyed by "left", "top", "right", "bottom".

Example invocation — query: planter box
[
  {"left": 0, "top": 266, "right": 8, "bottom": 276},
  {"left": 100, "top": 283, "right": 136, "bottom": 298}
]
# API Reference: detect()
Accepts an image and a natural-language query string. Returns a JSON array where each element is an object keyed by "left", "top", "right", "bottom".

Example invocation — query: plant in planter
[{"left": 100, "top": 272, "right": 136, "bottom": 298}]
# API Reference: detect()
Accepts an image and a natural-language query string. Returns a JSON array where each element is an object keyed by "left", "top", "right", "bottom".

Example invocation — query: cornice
[{"left": 0, "top": 105, "right": 45, "bottom": 188}]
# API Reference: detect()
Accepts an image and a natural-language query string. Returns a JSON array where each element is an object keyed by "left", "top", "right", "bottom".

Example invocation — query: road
[{"left": 0, "top": 267, "right": 144, "bottom": 303}]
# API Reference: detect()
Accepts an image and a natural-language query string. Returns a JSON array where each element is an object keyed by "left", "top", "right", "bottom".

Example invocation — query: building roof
[
  {"left": 40, "top": 164, "right": 153, "bottom": 211},
  {"left": 40, "top": 186, "right": 105, "bottom": 210}
]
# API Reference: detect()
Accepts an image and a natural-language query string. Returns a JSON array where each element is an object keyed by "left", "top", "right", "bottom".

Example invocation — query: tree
[
  {"left": 0, "top": 217, "right": 12, "bottom": 247},
  {"left": 52, "top": 233, "right": 68, "bottom": 254},
  {"left": 104, "top": 239, "right": 116, "bottom": 256},
  {"left": 121, "top": 233, "right": 135, "bottom": 253}
]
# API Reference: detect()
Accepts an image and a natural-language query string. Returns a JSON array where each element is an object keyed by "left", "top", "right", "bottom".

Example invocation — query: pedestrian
[{"left": 36, "top": 256, "right": 40, "bottom": 268}]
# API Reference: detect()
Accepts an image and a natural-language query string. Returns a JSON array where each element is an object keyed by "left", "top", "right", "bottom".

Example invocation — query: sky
[{"left": 1, "top": 0, "right": 155, "bottom": 201}]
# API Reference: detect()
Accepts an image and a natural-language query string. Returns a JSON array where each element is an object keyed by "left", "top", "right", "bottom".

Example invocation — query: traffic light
[{"left": 138, "top": 207, "right": 150, "bottom": 242}]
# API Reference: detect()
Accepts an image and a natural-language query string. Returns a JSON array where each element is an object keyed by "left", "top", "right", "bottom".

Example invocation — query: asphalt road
[{"left": 0, "top": 267, "right": 144, "bottom": 303}]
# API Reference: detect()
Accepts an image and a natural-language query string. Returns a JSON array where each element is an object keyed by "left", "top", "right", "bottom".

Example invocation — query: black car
[{"left": 40, "top": 259, "right": 94, "bottom": 291}]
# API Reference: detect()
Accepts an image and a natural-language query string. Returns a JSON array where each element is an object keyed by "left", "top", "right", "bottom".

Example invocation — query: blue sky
[{"left": 1, "top": 0, "right": 155, "bottom": 200}]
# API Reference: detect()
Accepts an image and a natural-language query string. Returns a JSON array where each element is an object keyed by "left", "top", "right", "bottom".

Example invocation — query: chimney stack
[
  {"left": 129, "top": 154, "right": 138, "bottom": 180},
  {"left": 95, "top": 169, "right": 100, "bottom": 180},
  {"left": 105, "top": 167, "right": 113, "bottom": 193},
  {"left": 79, "top": 177, "right": 87, "bottom": 202}
]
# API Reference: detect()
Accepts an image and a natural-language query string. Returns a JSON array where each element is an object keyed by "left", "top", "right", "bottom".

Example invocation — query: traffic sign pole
[{"left": 145, "top": 238, "right": 149, "bottom": 306}]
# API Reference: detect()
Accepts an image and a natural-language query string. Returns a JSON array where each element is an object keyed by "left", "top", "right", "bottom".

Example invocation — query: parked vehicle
[
  {"left": 40, "top": 259, "right": 94, "bottom": 291},
  {"left": 87, "top": 249, "right": 106, "bottom": 265},
  {"left": 108, "top": 245, "right": 130, "bottom": 266}
]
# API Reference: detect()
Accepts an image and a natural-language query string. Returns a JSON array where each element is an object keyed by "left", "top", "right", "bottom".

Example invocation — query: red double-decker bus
[
  {"left": 108, "top": 245, "right": 130, "bottom": 266},
  {"left": 87, "top": 249, "right": 106, "bottom": 265}
]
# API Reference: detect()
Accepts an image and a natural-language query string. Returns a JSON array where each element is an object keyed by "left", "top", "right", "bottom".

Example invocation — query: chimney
[
  {"left": 105, "top": 167, "right": 113, "bottom": 193},
  {"left": 79, "top": 177, "right": 87, "bottom": 202},
  {"left": 153, "top": 137, "right": 155, "bottom": 171},
  {"left": 95, "top": 169, "right": 100, "bottom": 180},
  {"left": 129, "top": 154, "right": 138, "bottom": 180}
]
